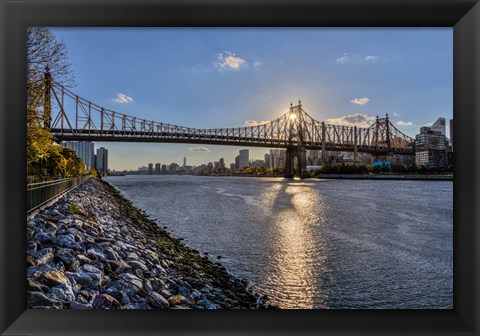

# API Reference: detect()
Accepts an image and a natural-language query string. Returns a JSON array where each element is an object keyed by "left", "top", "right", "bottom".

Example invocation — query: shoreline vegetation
[{"left": 27, "top": 177, "right": 272, "bottom": 309}]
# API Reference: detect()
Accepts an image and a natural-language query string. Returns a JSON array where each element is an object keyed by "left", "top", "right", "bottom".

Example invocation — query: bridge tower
[
  {"left": 43, "top": 66, "right": 52, "bottom": 130},
  {"left": 284, "top": 101, "right": 309, "bottom": 178}
]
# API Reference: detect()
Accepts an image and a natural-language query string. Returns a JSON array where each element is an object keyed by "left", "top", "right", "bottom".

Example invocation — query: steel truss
[{"left": 48, "top": 81, "right": 414, "bottom": 155}]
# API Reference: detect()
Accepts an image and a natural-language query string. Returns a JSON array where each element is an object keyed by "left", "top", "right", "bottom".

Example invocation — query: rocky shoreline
[{"left": 27, "top": 177, "right": 271, "bottom": 309}]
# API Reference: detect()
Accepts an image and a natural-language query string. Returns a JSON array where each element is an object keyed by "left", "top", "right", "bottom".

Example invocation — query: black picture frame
[{"left": 1, "top": 0, "right": 479, "bottom": 335}]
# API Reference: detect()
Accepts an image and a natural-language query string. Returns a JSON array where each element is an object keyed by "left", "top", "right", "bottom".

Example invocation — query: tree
[{"left": 27, "top": 28, "right": 76, "bottom": 179}]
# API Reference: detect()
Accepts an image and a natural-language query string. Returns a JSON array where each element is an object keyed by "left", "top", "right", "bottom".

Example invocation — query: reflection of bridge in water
[{"left": 43, "top": 70, "right": 414, "bottom": 177}]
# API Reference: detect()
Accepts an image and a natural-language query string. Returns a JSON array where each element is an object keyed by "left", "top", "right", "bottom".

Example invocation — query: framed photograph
[{"left": 1, "top": 0, "right": 479, "bottom": 335}]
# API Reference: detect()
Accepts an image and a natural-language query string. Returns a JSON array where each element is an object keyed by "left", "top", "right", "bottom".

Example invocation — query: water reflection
[{"left": 260, "top": 181, "right": 329, "bottom": 308}]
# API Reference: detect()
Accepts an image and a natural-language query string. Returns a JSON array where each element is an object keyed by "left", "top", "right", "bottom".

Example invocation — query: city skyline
[{"left": 50, "top": 28, "right": 453, "bottom": 170}]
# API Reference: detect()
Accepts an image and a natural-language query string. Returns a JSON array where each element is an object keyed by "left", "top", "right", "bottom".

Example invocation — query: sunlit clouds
[
  {"left": 112, "top": 93, "right": 133, "bottom": 104},
  {"left": 244, "top": 120, "right": 270, "bottom": 126},
  {"left": 326, "top": 114, "right": 376, "bottom": 128},
  {"left": 350, "top": 97, "right": 370, "bottom": 105},
  {"left": 365, "top": 55, "right": 378, "bottom": 62},
  {"left": 188, "top": 147, "right": 210, "bottom": 152},
  {"left": 396, "top": 120, "right": 416, "bottom": 126},
  {"left": 336, "top": 53, "right": 379, "bottom": 64},
  {"left": 216, "top": 51, "right": 247, "bottom": 71},
  {"left": 336, "top": 53, "right": 349, "bottom": 64}
]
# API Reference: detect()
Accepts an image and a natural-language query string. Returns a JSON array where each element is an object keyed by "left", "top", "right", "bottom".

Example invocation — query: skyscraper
[
  {"left": 148, "top": 163, "right": 153, "bottom": 174},
  {"left": 415, "top": 127, "right": 446, "bottom": 168},
  {"left": 95, "top": 147, "right": 109, "bottom": 173},
  {"left": 431, "top": 117, "right": 446, "bottom": 136},
  {"left": 270, "top": 149, "right": 286, "bottom": 168},
  {"left": 239, "top": 149, "right": 249, "bottom": 168},
  {"left": 183, "top": 157, "right": 187, "bottom": 167},
  {"left": 155, "top": 163, "right": 161, "bottom": 174},
  {"left": 62, "top": 141, "right": 95, "bottom": 170}
]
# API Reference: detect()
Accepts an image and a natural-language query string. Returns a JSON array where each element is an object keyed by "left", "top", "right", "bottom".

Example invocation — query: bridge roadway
[{"left": 52, "top": 128, "right": 414, "bottom": 156}]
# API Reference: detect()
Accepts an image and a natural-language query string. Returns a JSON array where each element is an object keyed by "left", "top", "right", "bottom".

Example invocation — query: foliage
[{"left": 27, "top": 27, "right": 81, "bottom": 181}]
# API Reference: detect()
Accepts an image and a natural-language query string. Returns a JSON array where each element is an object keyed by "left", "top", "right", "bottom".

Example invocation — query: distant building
[
  {"left": 161, "top": 164, "right": 168, "bottom": 173},
  {"left": 270, "top": 149, "right": 286, "bottom": 169},
  {"left": 239, "top": 149, "right": 249, "bottom": 168},
  {"left": 219, "top": 158, "right": 225, "bottom": 169},
  {"left": 61, "top": 141, "right": 95, "bottom": 170},
  {"left": 95, "top": 147, "right": 108, "bottom": 173},
  {"left": 449, "top": 119, "right": 453, "bottom": 150},
  {"left": 169, "top": 163, "right": 179, "bottom": 174},
  {"left": 230, "top": 163, "right": 236, "bottom": 172},
  {"left": 235, "top": 155, "right": 240, "bottom": 170},
  {"left": 264, "top": 153, "right": 271, "bottom": 168},
  {"left": 183, "top": 157, "right": 187, "bottom": 167},
  {"left": 155, "top": 163, "right": 161, "bottom": 174},
  {"left": 415, "top": 126, "right": 446, "bottom": 168},
  {"left": 431, "top": 117, "right": 446, "bottom": 136},
  {"left": 148, "top": 163, "right": 153, "bottom": 174}
]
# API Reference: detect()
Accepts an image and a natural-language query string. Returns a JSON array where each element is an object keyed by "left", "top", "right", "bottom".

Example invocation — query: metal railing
[{"left": 27, "top": 176, "right": 90, "bottom": 214}]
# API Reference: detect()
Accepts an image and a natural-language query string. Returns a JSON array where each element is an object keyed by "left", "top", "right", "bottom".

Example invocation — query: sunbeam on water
[{"left": 105, "top": 175, "right": 453, "bottom": 309}]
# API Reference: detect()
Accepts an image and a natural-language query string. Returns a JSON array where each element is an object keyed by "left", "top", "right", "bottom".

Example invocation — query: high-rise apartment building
[
  {"left": 95, "top": 147, "right": 109, "bottom": 173},
  {"left": 415, "top": 126, "right": 446, "bottom": 168},
  {"left": 62, "top": 141, "right": 95, "bottom": 170},
  {"left": 183, "top": 157, "right": 187, "bottom": 167},
  {"left": 155, "top": 163, "right": 161, "bottom": 174},
  {"left": 148, "top": 163, "right": 153, "bottom": 174},
  {"left": 239, "top": 149, "right": 249, "bottom": 168}
]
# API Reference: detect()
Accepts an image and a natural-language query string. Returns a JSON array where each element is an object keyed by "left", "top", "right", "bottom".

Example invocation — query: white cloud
[
  {"left": 350, "top": 97, "right": 370, "bottom": 105},
  {"left": 393, "top": 112, "right": 399, "bottom": 117},
  {"left": 396, "top": 121, "right": 415, "bottom": 126},
  {"left": 336, "top": 53, "right": 349, "bottom": 64},
  {"left": 336, "top": 53, "right": 380, "bottom": 64},
  {"left": 188, "top": 147, "right": 210, "bottom": 152},
  {"left": 326, "top": 114, "right": 376, "bottom": 128},
  {"left": 253, "top": 60, "right": 263, "bottom": 69},
  {"left": 216, "top": 51, "right": 247, "bottom": 71},
  {"left": 244, "top": 120, "right": 270, "bottom": 126},
  {"left": 112, "top": 93, "right": 133, "bottom": 104}
]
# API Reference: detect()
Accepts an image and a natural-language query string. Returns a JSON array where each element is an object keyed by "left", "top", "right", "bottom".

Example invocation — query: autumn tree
[{"left": 27, "top": 27, "right": 77, "bottom": 179}]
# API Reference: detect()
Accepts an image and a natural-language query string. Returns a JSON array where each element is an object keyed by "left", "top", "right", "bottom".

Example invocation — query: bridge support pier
[{"left": 284, "top": 146, "right": 309, "bottom": 178}]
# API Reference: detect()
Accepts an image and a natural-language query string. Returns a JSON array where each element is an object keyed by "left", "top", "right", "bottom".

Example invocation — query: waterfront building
[
  {"left": 61, "top": 141, "right": 95, "bottom": 170},
  {"left": 239, "top": 149, "right": 249, "bottom": 168},
  {"left": 95, "top": 147, "right": 108, "bottom": 173},
  {"left": 183, "top": 157, "right": 187, "bottom": 167},
  {"left": 155, "top": 163, "right": 161, "bottom": 174},
  {"left": 161, "top": 164, "right": 167, "bottom": 173},
  {"left": 415, "top": 126, "right": 446, "bottom": 168},
  {"left": 148, "top": 163, "right": 153, "bottom": 174},
  {"left": 219, "top": 158, "right": 225, "bottom": 169},
  {"left": 230, "top": 163, "right": 236, "bottom": 172}
]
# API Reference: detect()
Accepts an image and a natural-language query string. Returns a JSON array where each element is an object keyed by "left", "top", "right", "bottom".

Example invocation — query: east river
[{"left": 104, "top": 175, "right": 453, "bottom": 309}]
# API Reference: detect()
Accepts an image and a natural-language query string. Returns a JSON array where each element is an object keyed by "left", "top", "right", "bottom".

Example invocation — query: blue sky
[{"left": 50, "top": 28, "right": 452, "bottom": 171}]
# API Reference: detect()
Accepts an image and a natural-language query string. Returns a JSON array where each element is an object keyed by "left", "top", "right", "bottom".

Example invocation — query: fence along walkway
[{"left": 27, "top": 176, "right": 90, "bottom": 214}]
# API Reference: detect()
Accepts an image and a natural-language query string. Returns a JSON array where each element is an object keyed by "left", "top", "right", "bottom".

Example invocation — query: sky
[{"left": 49, "top": 28, "right": 453, "bottom": 171}]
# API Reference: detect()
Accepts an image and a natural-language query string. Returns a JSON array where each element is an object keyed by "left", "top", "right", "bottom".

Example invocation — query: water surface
[{"left": 104, "top": 175, "right": 453, "bottom": 309}]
